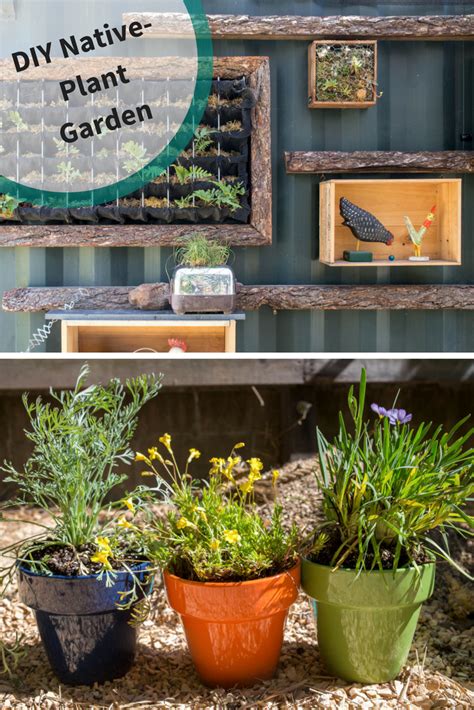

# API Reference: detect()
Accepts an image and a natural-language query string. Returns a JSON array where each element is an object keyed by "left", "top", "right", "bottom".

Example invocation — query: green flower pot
[{"left": 301, "top": 558, "right": 436, "bottom": 684}]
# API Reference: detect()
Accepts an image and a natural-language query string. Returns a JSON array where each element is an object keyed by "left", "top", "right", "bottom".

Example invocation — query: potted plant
[
  {"left": 302, "top": 369, "right": 474, "bottom": 684},
  {"left": 0, "top": 194, "right": 20, "bottom": 221},
  {"left": 170, "top": 233, "right": 236, "bottom": 315},
  {"left": 134, "top": 437, "right": 301, "bottom": 688},
  {"left": 0, "top": 365, "right": 163, "bottom": 686},
  {"left": 308, "top": 41, "right": 379, "bottom": 109}
]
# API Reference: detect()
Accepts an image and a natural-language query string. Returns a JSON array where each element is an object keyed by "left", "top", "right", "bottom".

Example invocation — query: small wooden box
[
  {"left": 319, "top": 179, "right": 462, "bottom": 267},
  {"left": 308, "top": 40, "right": 378, "bottom": 109},
  {"left": 45, "top": 311, "right": 245, "bottom": 353}
]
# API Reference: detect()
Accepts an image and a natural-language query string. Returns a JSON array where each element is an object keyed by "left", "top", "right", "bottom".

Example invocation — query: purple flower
[
  {"left": 395, "top": 409, "right": 413, "bottom": 425},
  {"left": 372, "top": 404, "right": 413, "bottom": 425},
  {"left": 371, "top": 403, "right": 388, "bottom": 417}
]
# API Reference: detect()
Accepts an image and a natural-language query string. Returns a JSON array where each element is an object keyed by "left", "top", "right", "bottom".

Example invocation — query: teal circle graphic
[{"left": 0, "top": 0, "right": 213, "bottom": 207}]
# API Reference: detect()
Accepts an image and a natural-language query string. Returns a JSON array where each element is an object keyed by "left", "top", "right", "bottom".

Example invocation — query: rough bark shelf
[
  {"left": 123, "top": 12, "right": 474, "bottom": 41},
  {"left": 4, "top": 284, "right": 474, "bottom": 312},
  {"left": 320, "top": 178, "right": 462, "bottom": 267},
  {"left": 285, "top": 152, "right": 474, "bottom": 174}
]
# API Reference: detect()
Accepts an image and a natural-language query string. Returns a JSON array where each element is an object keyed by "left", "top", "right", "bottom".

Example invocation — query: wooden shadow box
[
  {"left": 308, "top": 40, "right": 378, "bottom": 109},
  {"left": 319, "top": 178, "right": 462, "bottom": 267}
]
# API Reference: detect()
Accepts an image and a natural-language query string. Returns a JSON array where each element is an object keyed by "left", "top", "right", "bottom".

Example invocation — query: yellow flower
[
  {"left": 135, "top": 452, "right": 147, "bottom": 462},
  {"left": 209, "top": 457, "right": 225, "bottom": 475},
  {"left": 247, "top": 457, "right": 263, "bottom": 473},
  {"left": 222, "top": 456, "right": 240, "bottom": 482},
  {"left": 159, "top": 433, "right": 172, "bottom": 452},
  {"left": 141, "top": 470, "right": 155, "bottom": 477},
  {"left": 176, "top": 517, "right": 191, "bottom": 530},
  {"left": 272, "top": 470, "right": 280, "bottom": 487},
  {"left": 247, "top": 457, "right": 263, "bottom": 484},
  {"left": 240, "top": 480, "right": 253, "bottom": 495},
  {"left": 148, "top": 447, "right": 163, "bottom": 461},
  {"left": 187, "top": 448, "right": 201, "bottom": 463},
  {"left": 92, "top": 536, "right": 113, "bottom": 569},
  {"left": 234, "top": 442, "right": 246, "bottom": 449},
  {"left": 210, "top": 539, "right": 221, "bottom": 551},
  {"left": 118, "top": 516, "right": 133, "bottom": 529},
  {"left": 96, "top": 536, "right": 112, "bottom": 553},
  {"left": 123, "top": 498, "right": 135, "bottom": 514},
  {"left": 223, "top": 529, "right": 241, "bottom": 545},
  {"left": 90, "top": 550, "right": 112, "bottom": 569}
]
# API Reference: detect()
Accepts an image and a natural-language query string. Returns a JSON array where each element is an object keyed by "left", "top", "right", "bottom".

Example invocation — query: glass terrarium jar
[{"left": 170, "top": 266, "right": 236, "bottom": 314}]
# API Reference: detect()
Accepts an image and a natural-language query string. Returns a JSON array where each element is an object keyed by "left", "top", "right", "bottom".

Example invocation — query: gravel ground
[{"left": 0, "top": 458, "right": 472, "bottom": 709}]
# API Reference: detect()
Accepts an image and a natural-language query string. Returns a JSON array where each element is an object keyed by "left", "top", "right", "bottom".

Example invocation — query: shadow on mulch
[{"left": 4, "top": 638, "right": 327, "bottom": 704}]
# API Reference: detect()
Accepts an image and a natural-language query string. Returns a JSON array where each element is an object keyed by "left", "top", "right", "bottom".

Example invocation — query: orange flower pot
[{"left": 164, "top": 561, "right": 301, "bottom": 688}]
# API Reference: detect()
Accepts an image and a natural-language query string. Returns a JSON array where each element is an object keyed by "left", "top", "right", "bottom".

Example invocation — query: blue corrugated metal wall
[{"left": 0, "top": 0, "right": 473, "bottom": 352}]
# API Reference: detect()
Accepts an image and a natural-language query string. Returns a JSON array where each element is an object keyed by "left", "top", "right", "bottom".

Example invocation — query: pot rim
[
  {"left": 164, "top": 559, "right": 301, "bottom": 589},
  {"left": 172, "top": 264, "right": 234, "bottom": 272},
  {"left": 17, "top": 560, "right": 151, "bottom": 582},
  {"left": 302, "top": 556, "right": 436, "bottom": 575}
]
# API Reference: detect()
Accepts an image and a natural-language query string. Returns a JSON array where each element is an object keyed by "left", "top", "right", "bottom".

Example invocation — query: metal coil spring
[{"left": 25, "top": 290, "right": 86, "bottom": 352}]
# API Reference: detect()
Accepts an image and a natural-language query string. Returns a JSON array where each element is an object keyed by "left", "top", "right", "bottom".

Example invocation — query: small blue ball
[{"left": 389, "top": 255, "right": 395, "bottom": 262}]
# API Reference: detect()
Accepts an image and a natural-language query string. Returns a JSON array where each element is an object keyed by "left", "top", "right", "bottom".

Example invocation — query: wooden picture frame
[
  {"left": 308, "top": 40, "right": 378, "bottom": 109},
  {"left": 0, "top": 56, "right": 272, "bottom": 247}
]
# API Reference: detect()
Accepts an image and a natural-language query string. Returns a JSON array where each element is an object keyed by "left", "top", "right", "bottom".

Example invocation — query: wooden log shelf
[
  {"left": 4, "top": 284, "right": 474, "bottom": 313},
  {"left": 285, "top": 152, "right": 474, "bottom": 175},
  {"left": 123, "top": 12, "right": 474, "bottom": 41}
]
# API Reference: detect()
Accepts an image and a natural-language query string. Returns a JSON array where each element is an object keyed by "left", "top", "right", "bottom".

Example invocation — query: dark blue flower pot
[{"left": 18, "top": 563, "right": 153, "bottom": 686}]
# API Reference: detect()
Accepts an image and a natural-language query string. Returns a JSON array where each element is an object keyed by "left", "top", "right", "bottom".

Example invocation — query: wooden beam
[
  {"left": 2, "top": 287, "right": 133, "bottom": 312},
  {"left": 0, "top": 224, "right": 268, "bottom": 248},
  {"left": 123, "top": 13, "right": 474, "bottom": 41},
  {"left": 0, "top": 359, "right": 471, "bottom": 392},
  {"left": 0, "top": 55, "right": 264, "bottom": 81},
  {"left": 4, "top": 284, "right": 474, "bottom": 313},
  {"left": 285, "top": 151, "right": 474, "bottom": 175}
]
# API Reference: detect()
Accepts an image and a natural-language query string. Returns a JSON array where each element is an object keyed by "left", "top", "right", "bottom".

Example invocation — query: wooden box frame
[
  {"left": 308, "top": 40, "right": 378, "bottom": 109},
  {"left": 0, "top": 56, "right": 271, "bottom": 247},
  {"left": 60, "top": 318, "right": 237, "bottom": 353},
  {"left": 320, "top": 178, "right": 462, "bottom": 267}
]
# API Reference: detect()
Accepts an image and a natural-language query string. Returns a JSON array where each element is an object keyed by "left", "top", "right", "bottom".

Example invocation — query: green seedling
[
  {"left": 0, "top": 194, "right": 20, "bottom": 219},
  {"left": 174, "top": 164, "right": 213, "bottom": 185},
  {"left": 122, "top": 141, "right": 148, "bottom": 174}
]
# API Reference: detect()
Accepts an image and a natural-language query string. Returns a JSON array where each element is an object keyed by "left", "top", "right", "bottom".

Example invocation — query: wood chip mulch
[{"left": 0, "top": 458, "right": 472, "bottom": 709}]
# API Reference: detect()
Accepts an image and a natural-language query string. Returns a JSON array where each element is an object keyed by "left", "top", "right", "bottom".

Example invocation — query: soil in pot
[
  {"left": 301, "top": 557, "right": 436, "bottom": 684},
  {"left": 18, "top": 543, "right": 153, "bottom": 686},
  {"left": 164, "top": 562, "right": 301, "bottom": 688}
]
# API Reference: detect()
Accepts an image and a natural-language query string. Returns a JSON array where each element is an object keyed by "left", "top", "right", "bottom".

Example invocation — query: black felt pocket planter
[
  {"left": 96, "top": 204, "right": 124, "bottom": 223},
  {"left": 18, "top": 206, "right": 72, "bottom": 224},
  {"left": 172, "top": 206, "right": 199, "bottom": 223},
  {"left": 118, "top": 204, "right": 147, "bottom": 222},
  {"left": 144, "top": 206, "right": 173, "bottom": 223},
  {"left": 17, "top": 563, "right": 153, "bottom": 686},
  {"left": 69, "top": 206, "right": 99, "bottom": 223}
]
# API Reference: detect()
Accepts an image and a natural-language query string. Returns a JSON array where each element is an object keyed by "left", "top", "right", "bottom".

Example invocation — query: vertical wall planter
[
  {"left": 18, "top": 564, "right": 152, "bottom": 686},
  {"left": 301, "top": 559, "right": 436, "bottom": 684},
  {"left": 164, "top": 563, "right": 300, "bottom": 688},
  {"left": 308, "top": 41, "right": 378, "bottom": 109}
]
